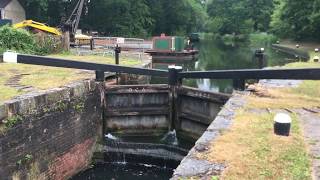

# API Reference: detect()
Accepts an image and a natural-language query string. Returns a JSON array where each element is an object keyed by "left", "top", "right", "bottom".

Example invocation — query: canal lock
[{"left": 72, "top": 83, "right": 230, "bottom": 179}]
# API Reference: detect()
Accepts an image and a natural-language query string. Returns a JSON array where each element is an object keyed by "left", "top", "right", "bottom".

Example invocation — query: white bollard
[{"left": 274, "top": 113, "right": 292, "bottom": 136}]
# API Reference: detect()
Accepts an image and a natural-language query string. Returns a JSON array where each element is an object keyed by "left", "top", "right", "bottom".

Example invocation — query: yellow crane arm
[{"left": 13, "top": 20, "right": 62, "bottom": 36}]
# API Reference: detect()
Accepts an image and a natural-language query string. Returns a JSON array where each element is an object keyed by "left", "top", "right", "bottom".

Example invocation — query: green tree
[
  {"left": 270, "top": 0, "right": 315, "bottom": 40},
  {"left": 309, "top": 0, "right": 320, "bottom": 40},
  {"left": 20, "top": 0, "right": 208, "bottom": 37},
  {"left": 207, "top": 0, "right": 253, "bottom": 35},
  {"left": 247, "top": 0, "right": 274, "bottom": 31}
]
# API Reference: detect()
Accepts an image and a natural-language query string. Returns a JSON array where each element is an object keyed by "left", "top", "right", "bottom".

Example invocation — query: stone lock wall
[{"left": 0, "top": 80, "right": 102, "bottom": 180}]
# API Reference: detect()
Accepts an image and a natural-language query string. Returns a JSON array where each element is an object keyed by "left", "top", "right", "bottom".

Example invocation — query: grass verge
[
  {"left": 201, "top": 111, "right": 310, "bottom": 179},
  {"left": 48, "top": 53, "right": 141, "bottom": 66},
  {"left": 0, "top": 53, "right": 142, "bottom": 102},
  {"left": 198, "top": 61, "right": 319, "bottom": 179}
]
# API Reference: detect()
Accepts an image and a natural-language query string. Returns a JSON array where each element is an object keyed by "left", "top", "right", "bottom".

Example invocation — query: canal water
[
  {"left": 153, "top": 37, "right": 299, "bottom": 93},
  {"left": 71, "top": 132, "right": 195, "bottom": 180},
  {"left": 71, "top": 163, "right": 174, "bottom": 180}
]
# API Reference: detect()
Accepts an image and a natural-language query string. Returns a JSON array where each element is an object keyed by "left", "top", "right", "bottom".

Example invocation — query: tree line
[
  {"left": 207, "top": 0, "right": 320, "bottom": 41},
  {"left": 18, "top": 0, "right": 320, "bottom": 41},
  {"left": 19, "top": 0, "right": 206, "bottom": 37}
]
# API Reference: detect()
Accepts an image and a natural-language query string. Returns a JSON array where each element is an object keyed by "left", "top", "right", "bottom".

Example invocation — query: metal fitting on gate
[{"left": 168, "top": 65, "right": 183, "bottom": 86}]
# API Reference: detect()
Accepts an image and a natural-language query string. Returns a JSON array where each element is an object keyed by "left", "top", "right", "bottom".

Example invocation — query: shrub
[
  {"left": 0, "top": 25, "right": 39, "bottom": 54},
  {"left": 35, "top": 33, "right": 63, "bottom": 55},
  {"left": 249, "top": 33, "right": 277, "bottom": 47},
  {"left": 0, "top": 25, "right": 63, "bottom": 55}
]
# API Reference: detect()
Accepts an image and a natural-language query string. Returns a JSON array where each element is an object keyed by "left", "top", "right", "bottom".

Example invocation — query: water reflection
[{"left": 152, "top": 38, "right": 298, "bottom": 93}]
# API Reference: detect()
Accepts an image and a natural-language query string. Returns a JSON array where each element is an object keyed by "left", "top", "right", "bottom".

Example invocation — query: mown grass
[
  {"left": 284, "top": 61, "right": 320, "bottom": 68},
  {"left": 197, "top": 61, "right": 319, "bottom": 179},
  {"left": 245, "top": 62, "right": 320, "bottom": 109},
  {"left": 201, "top": 111, "right": 310, "bottom": 180},
  {"left": 0, "top": 63, "right": 89, "bottom": 102},
  {"left": 246, "top": 83, "right": 320, "bottom": 110},
  {"left": 0, "top": 53, "right": 142, "bottom": 102},
  {"left": 49, "top": 53, "right": 141, "bottom": 66}
]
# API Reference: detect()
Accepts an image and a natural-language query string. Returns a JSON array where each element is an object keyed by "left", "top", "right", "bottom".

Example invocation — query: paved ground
[
  {"left": 281, "top": 40, "right": 320, "bottom": 51},
  {"left": 295, "top": 108, "right": 320, "bottom": 180}
]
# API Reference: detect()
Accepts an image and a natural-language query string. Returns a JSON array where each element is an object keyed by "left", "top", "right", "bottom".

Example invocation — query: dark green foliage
[
  {"left": 5, "top": 115, "right": 23, "bottom": 128},
  {"left": 206, "top": 0, "right": 273, "bottom": 35},
  {"left": 17, "top": 0, "right": 320, "bottom": 41},
  {"left": 0, "top": 26, "right": 61, "bottom": 55},
  {"left": 16, "top": 154, "right": 33, "bottom": 166},
  {"left": 19, "top": 0, "right": 207, "bottom": 37},
  {"left": 0, "top": 26, "right": 38, "bottom": 54},
  {"left": 82, "top": 0, "right": 153, "bottom": 37},
  {"left": 270, "top": 0, "right": 320, "bottom": 41}
]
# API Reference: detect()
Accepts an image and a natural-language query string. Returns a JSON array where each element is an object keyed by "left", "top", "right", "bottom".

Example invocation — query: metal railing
[{"left": 15, "top": 54, "right": 320, "bottom": 90}]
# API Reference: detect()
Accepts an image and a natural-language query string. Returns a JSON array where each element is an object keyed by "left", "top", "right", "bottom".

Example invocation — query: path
[
  {"left": 280, "top": 40, "right": 320, "bottom": 51},
  {"left": 4, "top": 73, "right": 35, "bottom": 92},
  {"left": 295, "top": 108, "right": 320, "bottom": 180}
]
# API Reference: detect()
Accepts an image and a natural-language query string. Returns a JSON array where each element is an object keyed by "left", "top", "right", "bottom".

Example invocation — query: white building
[{"left": 0, "top": 0, "right": 26, "bottom": 24}]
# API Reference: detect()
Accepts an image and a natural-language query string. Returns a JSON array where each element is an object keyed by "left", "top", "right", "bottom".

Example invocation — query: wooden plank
[
  {"left": 178, "top": 86, "right": 230, "bottom": 103},
  {"left": 105, "top": 84, "right": 169, "bottom": 94},
  {"left": 179, "top": 112, "right": 212, "bottom": 125},
  {"left": 105, "top": 90, "right": 169, "bottom": 95},
  {"left": 105, "top": 107, "right": 169, "bottom": 117},
  {"left": 105, "top": 110, "right": 168, "bottom": 117}
]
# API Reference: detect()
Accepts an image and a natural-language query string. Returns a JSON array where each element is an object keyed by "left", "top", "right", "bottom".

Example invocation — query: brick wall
[{"left": 0, "top": 80, "right": 102, "bottom": 180}]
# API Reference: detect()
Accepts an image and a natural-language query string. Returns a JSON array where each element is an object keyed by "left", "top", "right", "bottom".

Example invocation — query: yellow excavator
[
  {"left": 13, "top": 0, "right": 92, "bottom": 46},
  {"left": 13, "top": 20, "right": 62, "bottom": 36}
]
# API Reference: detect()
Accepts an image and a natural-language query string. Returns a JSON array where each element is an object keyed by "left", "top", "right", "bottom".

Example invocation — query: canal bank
[
  {"left": 271, "top": 44, "right": 310, "bottom": 60},
  {"left": 172, "top": 72, "right": 320, "bottom": 179}
]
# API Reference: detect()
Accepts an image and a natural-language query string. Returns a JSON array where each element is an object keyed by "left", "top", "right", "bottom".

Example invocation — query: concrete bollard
[
  {"left": 274, "top": 113, "right": 292, "bottom": 136},
  {"left": 314, "top": 56, "right": 319, "bottom": 62}
]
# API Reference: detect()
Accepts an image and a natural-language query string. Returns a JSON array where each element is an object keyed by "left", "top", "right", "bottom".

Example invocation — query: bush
[
  {"left": 35, "top": 33, "right": 63, "bottom": 55},
  {"left": 0, "top": 25, "right": 39, "bottom": 54},
  {"left": 249, "top": 33, "right": 277, "bottom": 47},
  {"left": 0, "top": 25, "right": 63, "bottom": 55}
]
